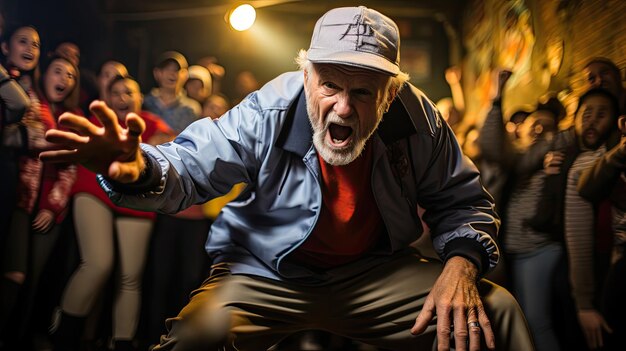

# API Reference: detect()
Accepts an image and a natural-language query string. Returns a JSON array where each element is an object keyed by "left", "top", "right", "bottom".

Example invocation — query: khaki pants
[{"left": 154, "top": 253, "right": 534, "bottom": 350}]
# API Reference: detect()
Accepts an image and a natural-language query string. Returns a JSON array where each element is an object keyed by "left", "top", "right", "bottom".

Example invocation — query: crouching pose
[{"left": 42, "top": 6, "right": 533, "bottom": 351}]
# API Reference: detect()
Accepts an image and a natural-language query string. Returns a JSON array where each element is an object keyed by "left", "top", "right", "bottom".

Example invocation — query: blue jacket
[{"left": 101, "top": 71, "right": 500, "bottom": 283}]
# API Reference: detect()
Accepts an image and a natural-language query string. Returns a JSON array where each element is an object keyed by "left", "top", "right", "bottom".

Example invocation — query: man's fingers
[
  {"left": 594, "top": 325, "right": 603, "bottom": 349},
  {"left": 435, "top": 304, "right": 452, "bottom": 350},
  {"left": 57, "top": 113, "right": 99, "bottom": 135},
  {"left": 411, "top": 297, "right": 435, "bottom": 335},
  {"left": 90, "top": 100, "right": 121, "bottom": 135},
  {"left": 477, "top": 305, "right": 495, "bottom": 350},
  {"left": 39, "top": 149, "right": 80, "bottom": 163},
  {"left": 602, "top": 319, "right": 613, "bottom": 334},
  {"left": 45, "top": 129, "right": 89, "bottom": 146},
  {"left": 465, "top": 309, "right": 481, "bottom": 351},
  {"left": 125, "top": 113, "right": 146, "bottom": 141},
  {"left": 589, "top": 328, "right": 599, "bottom": 349},
  {"left": 453, "top": 307, "right": 469, "bottom": 351}
]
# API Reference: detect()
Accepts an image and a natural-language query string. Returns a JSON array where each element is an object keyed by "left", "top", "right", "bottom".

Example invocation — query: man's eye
[
  {"left": 353, "top": 88, "right": 372, "bottom": 96},
  {"left": 323, "top": 82, "right": 338, "bottom": 90}
]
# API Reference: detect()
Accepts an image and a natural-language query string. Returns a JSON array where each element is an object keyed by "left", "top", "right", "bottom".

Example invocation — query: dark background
[{"left": 1, "top": 0, "right": 467, "bottom": 101}]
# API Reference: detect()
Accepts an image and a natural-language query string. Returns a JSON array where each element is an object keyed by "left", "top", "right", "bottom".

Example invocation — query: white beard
[{"left": 306, "top": 91, "right": 386, "bottom": 166}]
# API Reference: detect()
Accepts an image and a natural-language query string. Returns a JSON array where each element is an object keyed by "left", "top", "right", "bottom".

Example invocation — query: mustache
[{"left": 324, "top": 112, "right": 354, "bottom": 127}]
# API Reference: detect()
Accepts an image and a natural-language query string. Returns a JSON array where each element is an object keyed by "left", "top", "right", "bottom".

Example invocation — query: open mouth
[
  {"left": 327, "top": 123, "right": 353, "bottom": 147},
  {"left": 584, "top": 129, "right": 598, "bottom": 139},
  {"left": 117, "top": 104, "right": 130, "bottom": 112},
  {"left": 54, "top": 85, "right": 66, "bottom": 94},
  {"left": 21, "top": 53, "right": 34, "bottom": 61}
]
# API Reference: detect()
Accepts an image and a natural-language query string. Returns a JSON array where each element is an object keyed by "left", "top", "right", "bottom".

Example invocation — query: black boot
[
  {"left": 49, "top": 308, "right": 85, "bottom": 351},
  {"left": 113, "top": 340, "right": 136, "bottom": 351}
]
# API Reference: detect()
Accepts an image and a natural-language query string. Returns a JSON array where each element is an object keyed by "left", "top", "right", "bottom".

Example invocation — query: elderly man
[{"left": 42, "top": 6, "right": 532, "bottom": 351}]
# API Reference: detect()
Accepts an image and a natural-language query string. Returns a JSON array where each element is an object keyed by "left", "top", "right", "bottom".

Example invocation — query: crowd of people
[
  {"left": 0, "top": 5, "right": 624, "bottom": 351},
  {"left": 0, "top": 24, "right": 246, "bottom": 351},
  {"left": 450, "top": 58, "right": 625, "bottom": 351}
]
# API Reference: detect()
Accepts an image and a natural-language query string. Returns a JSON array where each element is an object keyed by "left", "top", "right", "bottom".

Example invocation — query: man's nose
[
  {"left": 586, "top": 115, "right": 599, "bottom": 126},
  {"left": 334, "top": 94, "right": 353, "bottom": 118}
]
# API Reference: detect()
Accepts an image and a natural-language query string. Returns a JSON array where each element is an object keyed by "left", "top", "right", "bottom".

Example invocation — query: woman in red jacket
[{"left": 51, "top": 75, "right": 174, "bottom": 351}]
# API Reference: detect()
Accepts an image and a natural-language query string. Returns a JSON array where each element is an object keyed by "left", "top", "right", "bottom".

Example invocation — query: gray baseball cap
[{"left": 307, "top": 6, "right": 400, "bottom": 76}]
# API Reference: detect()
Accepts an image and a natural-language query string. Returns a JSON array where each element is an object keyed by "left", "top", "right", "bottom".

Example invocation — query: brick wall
[{"left": 460, "top": 0, "right": 625, "bottom": 125}]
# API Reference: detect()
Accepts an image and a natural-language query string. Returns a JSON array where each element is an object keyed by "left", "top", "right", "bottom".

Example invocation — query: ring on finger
[{"left": 467, "top": 321, "right": 480, "bottom": 329}]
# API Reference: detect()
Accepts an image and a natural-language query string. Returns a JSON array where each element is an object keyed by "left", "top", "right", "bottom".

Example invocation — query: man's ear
[
  {"left": 153, "top": 68, "right": 160, "bottom": 82},
  {"left": 386, "top": 86, "right": 398, "bottom": 111},
  {"left": 618, "top": 115, "right": 626, "bottom": 134},
  {"left": 303, "top": 68, "right": 309, "bottom": 84},
  {"left": 1, "top": 42, "right": 8, "bottom": 56}
]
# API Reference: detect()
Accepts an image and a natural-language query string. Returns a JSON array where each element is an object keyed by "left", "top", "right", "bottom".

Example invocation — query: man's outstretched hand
[{"left": 40, "top": 100, "right": 146, "bottom": 183}]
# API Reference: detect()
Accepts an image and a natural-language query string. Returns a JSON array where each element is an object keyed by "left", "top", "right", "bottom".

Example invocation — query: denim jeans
[{"left": 510, "top": 242, "right": 563, "bottom": 351}]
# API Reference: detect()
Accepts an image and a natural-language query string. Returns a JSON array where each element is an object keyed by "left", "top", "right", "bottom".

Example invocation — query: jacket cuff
[
  {"left": 443, "top": 237, "right": 489, "bottom": 276},
  {"left": 98, "top": 151, "right": 162, "bottom": 195}
]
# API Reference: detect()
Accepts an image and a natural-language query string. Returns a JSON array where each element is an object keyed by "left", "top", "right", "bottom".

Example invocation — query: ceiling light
[{"left": 229, "top": 4, "right": 256, "bottom": 31}]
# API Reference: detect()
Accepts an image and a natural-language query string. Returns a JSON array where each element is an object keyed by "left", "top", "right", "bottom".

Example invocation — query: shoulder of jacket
[
  {"left": 377, "top": 83, "right": 442, "bottom": 145},
  {"left": 252, "top": 71, "right": 303, "bottom": 112}
]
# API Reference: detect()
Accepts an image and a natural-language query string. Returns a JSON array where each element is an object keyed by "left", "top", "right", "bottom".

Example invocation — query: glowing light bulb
[{"left": 229, "top": 4, "right": 256, "bottom": 31}]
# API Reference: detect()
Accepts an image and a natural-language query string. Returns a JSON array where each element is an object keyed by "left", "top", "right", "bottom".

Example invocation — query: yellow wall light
[{"left": 229, "top": 4, "right": 256, "bottom": 31}]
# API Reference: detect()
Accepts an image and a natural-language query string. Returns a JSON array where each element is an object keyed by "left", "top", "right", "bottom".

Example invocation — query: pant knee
[
  {"left": 482, "top": 281, "right": 535, "bottom": 350},
  {"left": 119, "top": 272, "right": 142, "bottom": 292},
  {"left": 482, "top": 281, "right": 522, "bottom": 316},
  {"left": 158, "top": 311, "right": 231, "bottom": 351}
]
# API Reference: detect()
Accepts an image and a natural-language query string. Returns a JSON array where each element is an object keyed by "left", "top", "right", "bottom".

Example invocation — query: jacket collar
[{"left": 276, "top": 88, "right": 312, "bottom": 157}]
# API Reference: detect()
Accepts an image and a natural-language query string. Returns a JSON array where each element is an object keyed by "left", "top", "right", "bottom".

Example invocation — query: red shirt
[{"left": 291, "top": 142, "right": 383, "bottom": 268}]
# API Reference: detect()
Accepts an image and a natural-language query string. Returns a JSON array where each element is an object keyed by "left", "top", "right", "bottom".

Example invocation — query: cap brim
[{"left": 308, "top": 49, "right": 399, "bottom": 76}]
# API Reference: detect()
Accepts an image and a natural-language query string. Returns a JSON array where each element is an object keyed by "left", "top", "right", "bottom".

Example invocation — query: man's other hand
[{"left": 411, "top": 256, "right": 495, "bottom": 351}]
